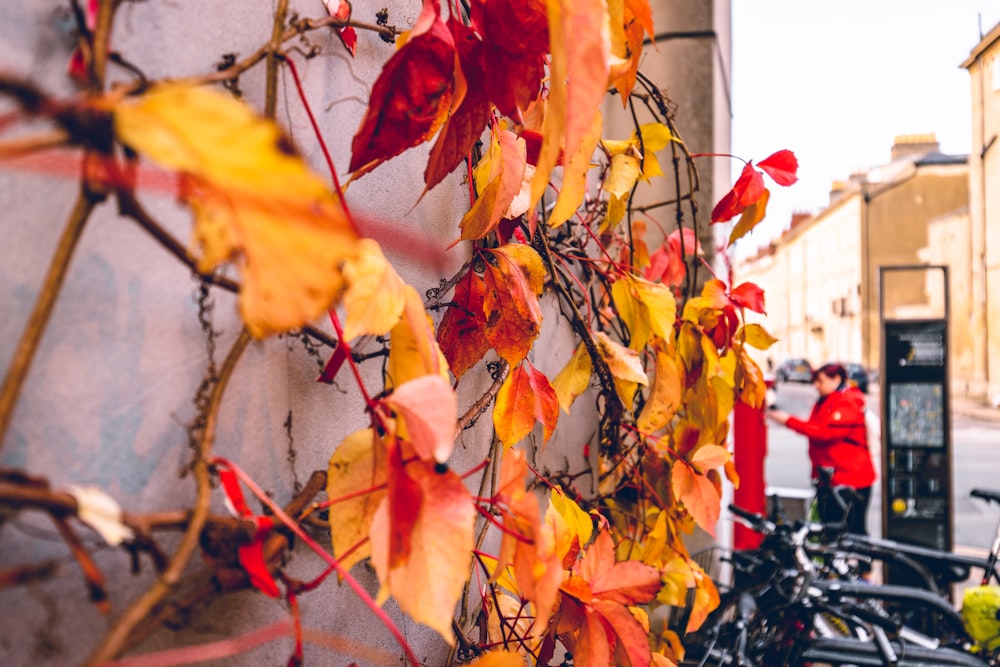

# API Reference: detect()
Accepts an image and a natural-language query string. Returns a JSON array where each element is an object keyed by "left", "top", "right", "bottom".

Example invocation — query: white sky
[{"left": 729, "top": 1, "right": 1000, "bottom": 258}]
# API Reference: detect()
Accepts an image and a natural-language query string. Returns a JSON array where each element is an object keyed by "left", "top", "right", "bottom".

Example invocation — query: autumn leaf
[
  {"left": 327, "top": 428, "right": 387, "bottom": 575},
  {"left": 530, "top": 0, "right": 610, "bottom": 209},
  {"left": 558, "top": 530, "right": 662, "bottom": 667},
  {"left": 323, "top": 0, "right": 358, "bottom": 56},
  {"left": 493, "top": 448, "right": 564, "bottom": 636},
  {"left": 637, "top": 351, "right": 682, "bottom": 433},
  {"left": 383, "top": 374, "right": 457, "bottom": 463},
  {"left": 711, "top": 161, "right": 764, "bottom": 223},
  {"left": 608, "top": 0, "right": 645, "bottom": 102},
  {"left": 689, "top": 444, "right": 731, "bottom": 474},
  {"left": 216, "top": 465, "right": 281, "bottom": 598},
  {"left": 341, "top": 238, "right": 407, "bottom": 340},
  {"left": 467, "top": 649, "right": 527, "bottom": 667},
  {"left": 548, "top": 487, "right": 594, "bottom": 566},
  {"left": 593, "top": 331, "right": 648, "bottom": 409},
  {"left": 370, "top": 460, "right": 474, "bottom": 645},
  {"left": 671, "top": 462, "right": 721, "bottom": 536},
  {"left": 387, "top": 285, "right": 451, "bottom": 388},
  {"left": 552, "top": 343, "right": 593, "bottom": 413},
  {"left": 645, "top": 228, "right": 702, "bottom": 286},
  {"left": 471, "top": 0, "right": 549, "bottom": 117},
  {"left": 483, "top": 245, "right": 544, "bottom": 366},
  {"left": 437, "top": 269, "right": 490, "bottom": 378},
  {"left": 349, "top": 18, "right": 456, "bottom": 179},
  {"left": 424, "top": 17, "right": 494, "bottom": 191},
  {"left": 758, "top": 149, "right": 799, "bottom": 185},
  {"left": 740, "top": 323, "right": 778, "bottom": 350},
  {"left": 494, "top": 361, "right": 559, "bottom": 447},
  {"left": 611, "top": 274, "right": 678, "bottom": 350},
  {"left": 114, "top": 84, "right": 360, "bottom": 338},
  {"left": 459, "top": 127, "right": 527, "bottom": 240},
  {"left": 701, "top": 279, "right": 765, "bottom": 315},
  {"left": 549, "top": 110, "right": 603, "bottom": 227},
  {"left": 728, "top": 188, "right": 770, "bottom": 245}
]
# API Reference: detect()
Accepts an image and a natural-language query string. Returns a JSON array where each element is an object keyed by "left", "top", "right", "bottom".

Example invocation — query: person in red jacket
[{"left": 767, "top": 362, "right": 877, "bottom": 534}]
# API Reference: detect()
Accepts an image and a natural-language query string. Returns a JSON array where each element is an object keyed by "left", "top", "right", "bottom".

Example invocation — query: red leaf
[
  {"left": 482, "top": 250, "right": 543, "bottom": 366},
  {"left": 349, "top": 20, "right": 456, "bottom": 177},
  {"left": 472, "top": 0, "right": 548, "bottom": 117},
  {"left": 323, "top": 0, "right": 357, "bottom": 56},
  {"left": 387, "top": 438, "right": 423, "bottom": 568},
  {"left": 218, "top": 467, "right": 281, "bottom": 598},
  {"left": 424, "top": 17, "right": 493, "bottom": 191},
  {"left": 644, "top": 228, "right": 701, "bottom": 285},
  {"left": 437, "top": 269, "right": 490, "bottom": 378},
  {"left": 710, "top": 162, "right": 764, "bottom": 223},
  {"left": 729, "top": 281, "right": 766, "bottom": 314},
  {"left": 757, "top": 149, "right": 799, "bottom": 186}
]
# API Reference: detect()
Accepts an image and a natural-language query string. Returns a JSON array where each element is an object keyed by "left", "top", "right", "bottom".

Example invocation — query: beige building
[
  {"left": 736, "top": 136, "right": 968, "bottom": 377},
  {"left": 962, "top": 22, "right": 1000, "bottom": 403}
]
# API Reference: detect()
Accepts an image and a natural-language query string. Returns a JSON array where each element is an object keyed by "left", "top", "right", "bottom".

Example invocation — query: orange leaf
[
  {"left": 728, "top": 188, "right": 770, "bottom": 245},
  {"left": 575, "top": 531, "right": 662, "bottom": 606},
  {"left": 494, "top": 448, "right": 563, "bottom": 636},
  {"left": 494, "top": 361, "right": 559, "bottom": 447},
  {"left": 561, "top": 0, "right": 611, "bottom": 177},
  {"left": 349, "top": 19, "right": 456, "bottom": 178},
  {"left": 384, "top": 375, "right": 457, "bottom": 464},
  {"left": 670, "top": 463, "right": 721, "bottom": 536},
  {"left": 327, "top": 429, "right": 387, "bottom": 575},
  {"left": 437, "top": 269, "right": 489, "bottom": 378},
  {"left": 459, "top": 128, "right": 527, "bottom": 240},
  {"left": 467, "top": 650, "right": 527, "bottom": 667},
  {"left": 483, "top": 246, "right": 544, "bottom": 366},
  {"left": 689, "top": 444, "right": 731, "bottom": 474},
  {"left": 549, "top": 110, "right": 603, "bottom": 227},
  {"left": 370, "top": 460, "right": 474, "bottom": 645}
]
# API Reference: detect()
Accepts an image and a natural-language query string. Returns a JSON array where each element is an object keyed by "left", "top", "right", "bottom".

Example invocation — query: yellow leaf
[
  {"left": 612, "top": 275, "right": 677, "bottom": 350},
  {"left": 552, "top": 343, "right": 594, "bottom": 413},
  {"left": 671, "top": 463, "right": 721, "bottom": 536},
  {"left": 605, "top": 151, "right": 641, "bottom": 199},
  {"left": 341, "top": 239, "right": 407, "bottom": 340},
  {"left": 461, "top": 129, "right": 527, "bottom": 241},
  {"left": 729, "top": 188, "right": 770, "bottom": 245},
  {"left": 549, "top": 110, "right": 603, "bottom": 227},
  {"left": 370, "top": 462, "right": 474, "bottom": 645},
  {"left": 115, "top": 84, "right": 359, "bottom": 338},
  {"left": 740, "top": 323, "right": 779, "bottom": 350},
  {"left": 387, "top": 285, "right": 450, "bottom": 389},
  {"left": 530, "top": 1, "right": 567, "bottom": 207},
  {"left": 637, "top": 352, "right": 682, "bottom": 433},
  {"left": 327, "top": 429, "right": 387, "bottom": 576},
  {"left": 549, "top": 487, "right": 595, "bottom": 558},
  {"left": 594, "top": 331, "right": 648, "bottom": 409}
]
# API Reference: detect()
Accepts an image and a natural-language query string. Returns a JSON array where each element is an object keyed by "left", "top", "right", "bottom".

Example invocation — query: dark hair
[{"left": 812, "top": 363, "right": 847, "bottom": 383}]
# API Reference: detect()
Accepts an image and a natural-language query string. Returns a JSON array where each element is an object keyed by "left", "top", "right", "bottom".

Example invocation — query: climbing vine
[{"left": 0, "top": 1, "right": 795, "bottom": 665}]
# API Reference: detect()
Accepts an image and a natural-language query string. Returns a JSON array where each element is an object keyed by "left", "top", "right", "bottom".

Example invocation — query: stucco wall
[{"left": 0, "top": 2, "right": 601, "bottom": 665}]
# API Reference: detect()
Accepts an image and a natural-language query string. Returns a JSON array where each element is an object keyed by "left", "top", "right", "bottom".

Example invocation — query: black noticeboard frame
[{"left": 879, "top": 265, "right": 952, "bottom": 587}]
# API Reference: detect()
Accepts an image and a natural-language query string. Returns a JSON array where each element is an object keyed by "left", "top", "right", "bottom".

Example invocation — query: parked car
[
  {"left": 842, "top": 362, "right": 870, "bottom": 393},
  {"left": 775, "top": 358, "right": 814, "bottom": 383}
]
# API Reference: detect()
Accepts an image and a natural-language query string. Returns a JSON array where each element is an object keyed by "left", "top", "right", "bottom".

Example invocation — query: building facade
[{"left": 736, "top": 136, "right": 968, "bottom": 378}]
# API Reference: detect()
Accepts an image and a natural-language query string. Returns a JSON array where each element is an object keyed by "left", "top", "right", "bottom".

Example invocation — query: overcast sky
[{"left": 729, "top": 1, "right": 1000, "bottom": 257}]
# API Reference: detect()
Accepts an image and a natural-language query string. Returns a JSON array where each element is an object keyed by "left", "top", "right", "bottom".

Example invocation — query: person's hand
[{"left": 767, "top": 409, "right": 790, "bottom": 425}]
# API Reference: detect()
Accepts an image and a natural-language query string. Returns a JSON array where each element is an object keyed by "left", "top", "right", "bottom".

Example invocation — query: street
[{"left": 764, "top": 381, "right": 1000, "bottom": 552}]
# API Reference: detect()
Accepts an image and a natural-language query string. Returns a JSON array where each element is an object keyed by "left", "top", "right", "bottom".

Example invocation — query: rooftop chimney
[
  {"left": 891, "top": 133, "right": 939, "bottom": 161},
  {"left": 830, "top": 179, "right": 847, "bottom": 205}
]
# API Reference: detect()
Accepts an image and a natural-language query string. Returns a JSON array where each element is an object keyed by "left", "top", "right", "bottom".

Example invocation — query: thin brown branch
[
  {"left": 265, "top": 0, "right": 290, "bottom": 119},
  {"left": 0, "top": 190, "right": 97, "bottom": 451},
  {"left": 457, "top": 361, "right": 509, "bottom": 430},
  {"left": 84, "top": 328, "right": 252, "bottom": 666}
]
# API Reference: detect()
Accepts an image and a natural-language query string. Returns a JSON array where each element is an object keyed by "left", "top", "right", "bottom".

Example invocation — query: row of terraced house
[{"left": 735, "top": 22, "right": 1000, "bottom": 406}]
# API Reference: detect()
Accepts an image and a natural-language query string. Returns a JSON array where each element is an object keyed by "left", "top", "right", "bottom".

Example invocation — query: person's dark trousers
[{"left": 817, "top": 485, "right": 872, "bottom": 536}]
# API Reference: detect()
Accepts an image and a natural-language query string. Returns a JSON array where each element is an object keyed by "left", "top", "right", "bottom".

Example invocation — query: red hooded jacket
[{"left": 784, "top": 386, "right": 876, "bottom": 489}]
